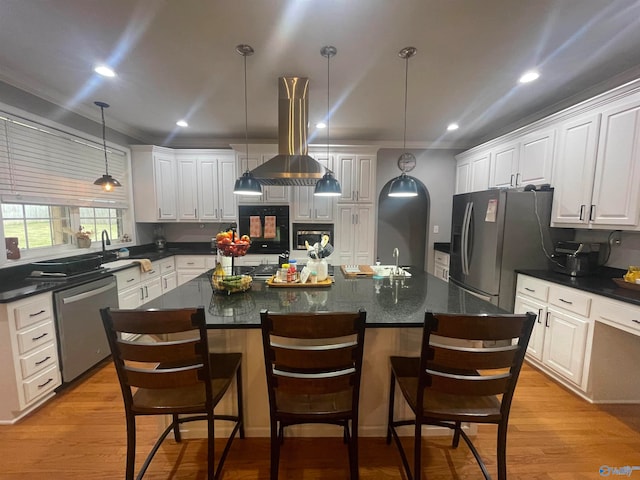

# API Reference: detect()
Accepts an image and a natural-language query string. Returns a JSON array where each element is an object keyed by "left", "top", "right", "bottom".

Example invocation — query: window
[
  {"left": 2, "top": 203, "right": 71, "bottom": 249},
  {"left": 79, "top": 207, "right": 122, "bottom": 242}
]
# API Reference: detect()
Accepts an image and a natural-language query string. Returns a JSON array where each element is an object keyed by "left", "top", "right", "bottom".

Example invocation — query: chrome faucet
[
  {"left": 101, "top": 230, "right": 111, "bottom": 261},
  {"left": 393, "top": 247, "right": 399, "bottom": 275}
]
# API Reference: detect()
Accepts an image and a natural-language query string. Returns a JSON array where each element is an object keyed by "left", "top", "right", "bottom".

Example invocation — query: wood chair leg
[
  {"left": 125, "top": 414, "right": 136, "bottom": 480},
  {"left": 386, "top": 371, "right": 396, "bottom": 445},
  {"left": 413, "top": 422, "right": 422, "bottom": 480},
  {"left": 349, "top": 419, "right": 359, "bottom": 480},
  {"left": 236, "top": 366, "right": 245, "bottom": 439},
  {"left": 208, "top": 412, "right": 215, "bottom": 480},
  {"left": 270, "top": 421, "right": 281, "bottom": 480},
  {"left": 452, "top": 421, "right": 462, "bottom": 448},
  {"left": 497, "top": 421, "right": 508, "bottom": 480},
  {"left": 172, "top": 414, "right": 182, "bottom": 442}
]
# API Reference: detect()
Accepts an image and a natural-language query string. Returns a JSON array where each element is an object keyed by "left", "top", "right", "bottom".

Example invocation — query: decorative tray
[
  {"left": 612, "top": 278, "right": 640, "bottom": 291},
  {"left": 265, "top": 275, "right": 332, "bottom": 288}
]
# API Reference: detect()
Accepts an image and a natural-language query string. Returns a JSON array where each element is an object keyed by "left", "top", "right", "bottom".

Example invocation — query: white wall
[{"left": 574, "top": 230, "right": 640, "bottom": 270}]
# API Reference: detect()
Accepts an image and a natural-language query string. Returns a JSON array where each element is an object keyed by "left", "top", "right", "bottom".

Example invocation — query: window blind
[{"left": 0, "top": 112, "right": 129, "bottom": 208}]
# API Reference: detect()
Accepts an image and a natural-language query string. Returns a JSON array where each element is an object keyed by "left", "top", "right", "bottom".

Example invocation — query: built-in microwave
[
  {"left": 238, "top": 205, "right": 290, "bottom": 254},
  {"left": 293, "top": 223, "right": 334, "bottom": 251}
]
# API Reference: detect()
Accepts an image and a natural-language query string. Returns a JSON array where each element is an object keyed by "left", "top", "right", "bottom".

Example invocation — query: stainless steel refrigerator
[{"left": 449, "top": 189, "right": 572, "bottom": 312}]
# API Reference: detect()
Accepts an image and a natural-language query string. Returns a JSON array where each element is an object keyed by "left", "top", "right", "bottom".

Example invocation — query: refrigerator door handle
[{"left": 461, "top": 201, "right": 473, "bottom": 275}]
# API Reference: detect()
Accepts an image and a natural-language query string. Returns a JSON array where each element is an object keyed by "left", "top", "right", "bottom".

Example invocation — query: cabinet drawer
[
  {"left": 159, "top": 257, "right": 175, "bottom": 274},
  {"left": 13, "top": 300, "right": 53, "bottom": 330},
  {"left": 17, "top": 321, "right": 56, "bottom": 355},
  {"left": 517, "top": 276, "right": 549, "bottom": 302},
  {"left": 549, "top": 285, "right": 591, "bottom": 317},
  {"left": 593, "top": 299, "right": 640, "bottom": 336},
  {"left": 434, "top": 251, "right": 450, "bottom": 267},
  {"left": 23, "top": 365, "right": 60, "bottom": 404},
  {"left": 114, "top": 267, "right": 141, "bottom": 289},
  {"left": 20, "top": 343, "right": 58, "bottom": 379},
  {"left": 140, "top": 260, "right": 161, "bottom": 281},
  {"left": 176, "top": 256, "right": 206, "bottom": 269}
]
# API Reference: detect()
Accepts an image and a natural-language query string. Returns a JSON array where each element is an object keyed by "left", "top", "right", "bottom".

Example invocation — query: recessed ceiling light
[
  {"left": 519, "top": 70, "right": 540, "bottom": 84},
  {"left": 447, "top": 123, "right": 459, "bottom": 131},
  {"left": 94, "top": 65, "right": 116, "bottom": 77},
  {"left": 316, "top": 122, "right": 326, "bottom": 129},
  {"left": 176, "top": 120, "right": 188, "bottom": 127}
]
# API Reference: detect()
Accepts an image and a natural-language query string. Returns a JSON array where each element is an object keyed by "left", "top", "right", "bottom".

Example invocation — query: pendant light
[
  {"left": 233, "top": 44, "right": 262, "bottom": 196},
  {"left": 314, "top": 45, "right": 342, "bottom": 197},
  {"left": 93, "top": 101, "right": 121, "bottom": 192},
  {"left": 388, "top": 47, "right": 418, "bottom": 198}
]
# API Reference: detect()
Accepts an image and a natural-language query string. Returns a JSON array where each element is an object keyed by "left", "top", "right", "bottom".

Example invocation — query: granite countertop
[
  {"left": 140, "top": 268, "right": 505, "bottom": 329},
  {"left": 516, "top": 266, "right": 640, "bottom": 307}
]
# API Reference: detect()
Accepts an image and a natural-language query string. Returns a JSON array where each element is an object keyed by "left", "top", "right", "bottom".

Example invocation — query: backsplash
[
  {"left": 136, "top": 223, "right": 234, "bottom": 243},
  {"left": 574, "top": 230, "right": 640, "bottom": 269}
]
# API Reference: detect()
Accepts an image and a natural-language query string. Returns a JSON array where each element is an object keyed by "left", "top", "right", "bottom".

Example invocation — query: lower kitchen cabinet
[
  {"left": 176, "top": 255, "right": 216, "bottom": 286},
  {"left": 0, "top": 292, "right": 61, "bottom": 423},
  {"left": 114, "top": 258, "right": 174, "bottom": 308},
  {"left": 334, "top": 205, "right": 374, "bottom": 265},
  {"left": 433, "top": 250, "right": 449, "bottom": 282}
]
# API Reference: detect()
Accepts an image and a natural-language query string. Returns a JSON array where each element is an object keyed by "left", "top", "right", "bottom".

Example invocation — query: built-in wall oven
[
  {"left": 292, "top": 223, "right": 335, "bottom": 251},
  {"left": 238, "top": 205, "right": 290, "bottom": 254}
]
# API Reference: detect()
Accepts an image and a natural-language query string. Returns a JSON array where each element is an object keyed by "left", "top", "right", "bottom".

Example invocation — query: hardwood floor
[{"left": 1, "top": 361, "right": 638, "bottom": 479}]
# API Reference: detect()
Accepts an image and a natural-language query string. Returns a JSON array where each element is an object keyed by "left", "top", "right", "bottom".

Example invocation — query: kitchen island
[{"left": 141, "top": 268, "right": 504, "bottom": 438}]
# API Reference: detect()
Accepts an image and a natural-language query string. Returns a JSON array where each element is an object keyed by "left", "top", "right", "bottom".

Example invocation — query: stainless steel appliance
[
  {"left": 292, "top": 223, "right": 334, "bottom": 251},
  {"left": 552, "top": 241, "right": 603, "bottom": 276},
  {"left": 449, "top": 189, "right": 572, "bottom": 312},
  {"left": 53, "top": 275, "right": 119, "bottom": 383},
  {"left": 238, "top": 205, "right": 290, "bottom": 254}
]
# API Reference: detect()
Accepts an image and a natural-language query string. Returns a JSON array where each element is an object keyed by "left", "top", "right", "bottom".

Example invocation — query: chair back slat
[
  {"left": 125, "top": 365, "right": 205, "bottom": 389},
  {"left": 108, "top": 309, "right": 200, "bottom": 335},
  {"left": 419, "top": 311, "right": 535, "bottom": 405},
  {"left": 260, "top": 309, "right": 366, "bottom": 415},
  {"left": 118, "top": 337, "right": 201, "bottom": 363}
]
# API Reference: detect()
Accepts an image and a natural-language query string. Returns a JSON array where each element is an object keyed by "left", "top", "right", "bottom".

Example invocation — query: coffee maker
[{"left": 552, "top": 241, "right": 603, "bottom": 276}]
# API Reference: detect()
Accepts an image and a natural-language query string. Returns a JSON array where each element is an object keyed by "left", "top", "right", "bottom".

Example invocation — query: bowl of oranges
[{"left": 216, "top": 230, "right": 251, "bottom": 257}]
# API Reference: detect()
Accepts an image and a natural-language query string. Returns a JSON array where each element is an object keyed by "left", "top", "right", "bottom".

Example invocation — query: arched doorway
[{"left": 376, "top": 178, "right": 430, "bottom": 270}]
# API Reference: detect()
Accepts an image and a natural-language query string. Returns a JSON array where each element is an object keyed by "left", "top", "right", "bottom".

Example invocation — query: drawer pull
[
  {"left": 148, "top": 270, "right": 156, "bottom": 274},
  {"left": 632, "top": 319, "right": 640, "bottom": 325},
  {"left": 32, "top": 332, "right": 48, "bottom": 341},
  {"left": 558, "top": 298, "right": 573, "bottom": 305},
  {"left": 537, "top": 309, "right": 543, "bottom": 324},
  {"left": 126, "top": 278, "right": 136, "bottom": 283},
  {"left": 545, "top": 312, "right": 550, "bottom": 327},
  {"left": 37, "top": 378, "right": 54, "bottom": 389},
  {"left": 35, "top": 356, "right": 51, "bottom": 366},
  {"left": 29, "top": 309, "right": 46, "bottom": 317},
  {"left": 524, "top": 287, "right": 535, "bottom": 292}
]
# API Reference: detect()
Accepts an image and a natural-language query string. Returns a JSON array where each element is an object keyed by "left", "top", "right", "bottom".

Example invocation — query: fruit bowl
[
  {"left": 211, "top": 273, "right": 252, "bottom": 294},
  {"left": 217, "top": 241, "right": 251, "bottom": 257}
]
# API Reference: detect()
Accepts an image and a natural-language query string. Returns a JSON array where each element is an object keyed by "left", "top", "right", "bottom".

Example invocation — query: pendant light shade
[
  {"left": 93, "top": 101, "right": 121, "bottom": 192},
  {"left": 233, "top": 44, "right": 262, "bottom": 196},
  {"left": 388, "top": 47, "right": 419, "bottom": 198},
  {"left": 314, "top": 45, "right": 341, "bottom": 197}
]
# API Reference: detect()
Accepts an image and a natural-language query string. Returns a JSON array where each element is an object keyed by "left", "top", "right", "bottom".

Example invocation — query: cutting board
[
  {"left": 265, "top": 275, "right": 332, "bottom": 288},
  {"left": 340, "top": 265, "right": 375, "bottom": 277}
]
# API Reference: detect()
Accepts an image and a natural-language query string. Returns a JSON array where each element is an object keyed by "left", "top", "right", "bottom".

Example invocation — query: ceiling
[{"left": 1, "top": 0, "right": 640, "bottom": 150}]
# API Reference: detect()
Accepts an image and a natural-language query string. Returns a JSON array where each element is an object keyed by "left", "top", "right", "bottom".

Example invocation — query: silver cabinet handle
[
  {"left": 545, "top": 311, "right": 550, "bottom": 327},
  {"left": 163, "top": 278, "right": 167, "bottom": 289},
  {"left": 537, "top": 309, "right": 543, "bottom": 324},
  {"left": 515, "top": 173, "right": 520, "bottom": 186},
  {"left": 632, "top": 319, "right": 640, "bottom": 325},
  {"left": 579, "top": 205, "right": 585, "bottom": 221},
  {"left": 510, "top": 174, "right": 514, "bottom": 187},
  {"left": 32, "top": 332, "right": 48, "bottom": 341},
  {"left": 559, "top": 298, "right": 573, "bottom": 305},
  {"left": 524, "top": 287, "right": 535, "bottom": 292},
  {"left": 37, "top": 378, "right": 54, "bottom": 389},
  {"left": 589, "top": 205, "right": 596, "bottom": 221},
  {"left": 158, "top": 208, "right": 162, "bottom": 217},
  {"left": 194, "top": 208, "right": 197, "bottom": 217},
  {"left": 140, "top": 287, "right": 144, "bottom": 301},
  {"left": 29, "top": 309, "right": 46, "bottom": 317},
  {"left": 126, "top": 278, "right": 136, "bottom": 283},
  {"left": 35, "top": 356, "right": 51, "bottom": 366}
]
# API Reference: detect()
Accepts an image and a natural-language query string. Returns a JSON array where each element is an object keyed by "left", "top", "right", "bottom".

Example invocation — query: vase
[
  {"left": 308, "top": 258, "right": 329, "bottom": 281},
  {"left": 77, "top": 237, "right": 91, "bottom": 248}
]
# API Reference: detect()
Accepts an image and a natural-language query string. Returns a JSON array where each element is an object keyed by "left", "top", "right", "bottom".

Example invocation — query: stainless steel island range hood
[{"left": 250, "top": 77, "right": 330, "bottom": 186}]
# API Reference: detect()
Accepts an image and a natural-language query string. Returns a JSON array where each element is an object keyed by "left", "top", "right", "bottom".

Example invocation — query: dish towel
[
  {"left": 264, "top": 216, "right": 276, "bottom": 238},
  {"left": 133, "top": 259, "right": 153, "bottom": 273},
  {"left": 250, "top": 216, "right": 262, "bottom": 238}
]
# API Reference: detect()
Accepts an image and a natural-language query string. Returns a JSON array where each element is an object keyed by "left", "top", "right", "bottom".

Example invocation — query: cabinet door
[
  {"left": 518, "top": 128, "right": 555, "bottom": 187},
  {"left": 198, "top": 158, "right": 220, "bottom": 220},
  {"left": 550, "top": 114, "right": 600, "bottom": 225},
  {"left": 542, "top": 308, "right": 589, "bottom": 386},
  {"left": 177, "top": 157, "right": 199, "bottom": 220},
  {"left": 470, "top": 152, "right": 491, "bottom": 192},
  {"left": 455, "top": 158, "right": 471, "bottom": 194},
  {"left": 218, "top": 156, "right": 238, "bottom": 220},
  {"left": 353, "top": 206, "right": 373, "bottom": 265},
  {"left": 292, "top": 187, "right": 314, "bottom": 221},
  {"left": 162, "top": 272, "right": 177, "bottom": 293},
  {"left": 490, "top": 144, "right": 517, "bottom": 188},
  {"left": 141, "top": 278, "right": 162, "bottom": 304},
  {"left": 154, "top": 153, "right": 177, "bottom": 220},
  {"left": 261, "top": 153, "right": 289, "bottom": 203},
  {"left": 118, "top": 286, "right": 142, "bottom": 309},
  {"left": 514, "top": 295, "right": 546, "bottom": 361},
  {"left": 591, "top": 97, "right": 640, "bottom": 226},
  {"left": 336, "top": 155, "right": 356, "bottom": 202},
  {"left": 335, "top": 205, "right": 355, "bottom": 264},
  {"left": 236, "top": 155, "right": 262, "bottom": 205},
  {"left": 434, "top": 264, "right": 448, "bottom": 282},
  {"left": 355, "top": 156, "right": 375, "bottom": 203}
]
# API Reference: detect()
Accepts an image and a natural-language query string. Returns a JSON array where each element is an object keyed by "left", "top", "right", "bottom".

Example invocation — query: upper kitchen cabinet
[
  {"left": 335, "top": 152, "right": 376, "bottom": 204},
  {"left": 236, "top": 150, "right": 290, "bottom": 204},
  {"left": 291, "top": 151, "right": 334, "bottom": 222},
  {"left": 489, "top": 128, "right": 555, "bottom": 189},
  {"left": 176, "top": 150, "right": 237, "bottom": 222},
  {"left": 455, "top": 150, "right": 490, "bottom": 194},
  {"left": 131, "top": 145, "right": 178, "bottom": 222},
  {"left": 551, "top": 91, "right": 640, "bottom": 229}
]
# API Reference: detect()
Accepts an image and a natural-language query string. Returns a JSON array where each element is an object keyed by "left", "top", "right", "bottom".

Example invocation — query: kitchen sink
[
  {"left": 370, "top": 265, "right": 412, "bottom": 277},
  {"left": 100, "top": 259, "right": 136, "bottom": 270}
]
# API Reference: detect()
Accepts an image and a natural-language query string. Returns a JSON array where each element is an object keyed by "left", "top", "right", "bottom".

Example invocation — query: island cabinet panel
[{"left": 0, "top": 292, "right": 61, "bottom": 424}]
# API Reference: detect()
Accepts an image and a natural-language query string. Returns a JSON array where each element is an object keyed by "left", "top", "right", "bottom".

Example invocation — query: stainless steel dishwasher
[{"left": 53, "top": 275, "right": 119, "bottom": 383}]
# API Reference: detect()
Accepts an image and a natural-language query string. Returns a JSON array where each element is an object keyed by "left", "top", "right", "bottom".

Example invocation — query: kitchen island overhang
[{"left": 139, "top": 269, "right": 506, "bottom": 438}]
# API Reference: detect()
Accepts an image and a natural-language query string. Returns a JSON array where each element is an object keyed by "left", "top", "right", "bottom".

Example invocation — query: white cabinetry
[
  {"left": 0, "top": 292, "right": 61, "bottom": 423},
  {"left": 176, "top": 150, "right": 237, "bottom": 222},
  {"left": 336, "top": 154, "right": 376, "bottom": 204},
  {"left": 334, "top": 205, "right": 374, "bottom": 265},
  {"left": 551, "top": 93, "right": 640, "bottom": 229},
  {"left": 236, "top": 150, "right": 289, "bottom": 204},
  {"left": 114, "top": 259, "right": 172, "bottom": 308},
  {"left": 455, "top": 150, "right": 490, "bottom": 194},
  {"left": 292, "top": 152, "right": 334, "bottom": 222},
  {"left": 433, "top": 250, "right": 450, "bottom": 282},
  {"left": 159, "top": 257, "right": 177, "bottom": 293},
  {"left": 131, "top": 146, "right": 178, "bottom": 222},
  {"left": 176, "top": 255, "right": 216, "bottom": 286}
]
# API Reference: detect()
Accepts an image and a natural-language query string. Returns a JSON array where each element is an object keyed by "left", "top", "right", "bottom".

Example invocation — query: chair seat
[
  {"left": 276, "top": 388, "right": 354, "bottom": 418},
  {"left": 390, "top": 356, "right": 502, "bottom": 423}
]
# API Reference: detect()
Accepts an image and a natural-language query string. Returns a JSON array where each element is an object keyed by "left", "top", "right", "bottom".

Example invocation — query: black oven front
[
  {"left": 293, "top": 223, "right": 334, "bottom": 251},
  {"left": 238, "top": 205, "right": 290, "bottom": 254}
]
